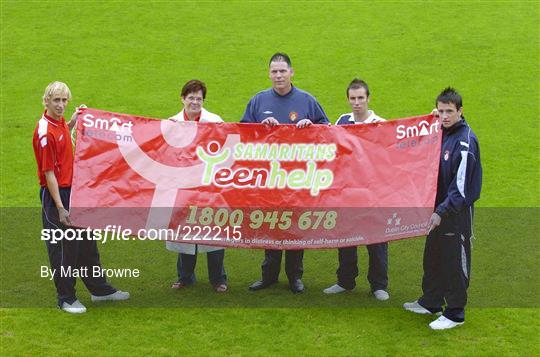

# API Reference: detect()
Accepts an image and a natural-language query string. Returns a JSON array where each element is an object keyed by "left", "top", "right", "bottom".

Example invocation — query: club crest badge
[
  {"left": 444, "top": 150, "right": 450, "bottom": 161},
  {"left": 289, "top": 111, "right": 298, "bottom": 121}
]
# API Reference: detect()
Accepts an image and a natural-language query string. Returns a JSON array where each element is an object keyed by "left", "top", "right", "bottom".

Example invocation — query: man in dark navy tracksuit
[{"left": 404, "top": 87, "right": 482, "bottom": 330}]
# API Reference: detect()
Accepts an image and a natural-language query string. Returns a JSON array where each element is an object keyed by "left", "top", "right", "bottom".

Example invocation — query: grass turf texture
[{"left": 1, "top": 0, "right": 539, "bottom": 356}]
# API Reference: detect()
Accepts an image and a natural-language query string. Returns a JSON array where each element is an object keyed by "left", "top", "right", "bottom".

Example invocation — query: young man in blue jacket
[{"left": 404, "top": 87, "right": 482, "bottom": 330}]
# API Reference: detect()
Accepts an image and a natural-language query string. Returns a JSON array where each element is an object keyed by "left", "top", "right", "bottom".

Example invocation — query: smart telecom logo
[
  {"left": 384, "top": 212, "right": 428, "bottom": 237},
  {"left": 82, "top": 114, "right": 133, "bottom": 143},
  {"left": 396, "top": 120, "right": 439, "bottom": 139},
  {"left": 395, "top": 119, "right": 439, "bottom": 150}
]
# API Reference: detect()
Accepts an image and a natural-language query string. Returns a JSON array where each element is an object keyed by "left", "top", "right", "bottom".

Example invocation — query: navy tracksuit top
[{"left": 434, "top": 118, "right": 482, "bottom": 219}]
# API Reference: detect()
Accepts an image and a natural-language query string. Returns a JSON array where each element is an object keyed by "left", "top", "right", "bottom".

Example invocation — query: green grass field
[{"left": 1, "top": 1, "right": 539, "bottom": 355}]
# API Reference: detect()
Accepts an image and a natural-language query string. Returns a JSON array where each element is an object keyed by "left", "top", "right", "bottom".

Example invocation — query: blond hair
[{"left": 42, "top": 81, "right": 72, "bottom": 106}]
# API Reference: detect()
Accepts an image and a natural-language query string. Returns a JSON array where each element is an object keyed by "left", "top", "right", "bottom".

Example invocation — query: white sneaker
[
  {"left": 403, "top": 300, "right": 436, "bottom": 314},
  {"left": 429, "top": 316, "right": 464, "bottom": 330},
  {"left": 91, "top": 290, "right": 130, "bottom": 302},
  {"left": 61, "top": 300, "right": 87, "bottom": 314},
  {"left": 373, "top": 290, "right": 390, "bottom": 301},
  {"left": 323, "top": 284, "right": 347, "bottom": 294}
]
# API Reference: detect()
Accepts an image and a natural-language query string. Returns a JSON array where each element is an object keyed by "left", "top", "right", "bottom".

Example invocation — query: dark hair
[
  {"left": 181, "top": 80, "right": 207, "bottom": 99},
  {"left": 347, "top": 78, "right": 370, "bottom": 98},
  {"left": 436, "top": 87, "right": 462, "bottom": 110},
  {"left": 269, "top": 52, "right": 292, "bottom": 67}
]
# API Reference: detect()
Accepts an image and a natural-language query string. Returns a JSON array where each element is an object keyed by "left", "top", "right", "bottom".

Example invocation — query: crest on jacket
[{"left": 289, "top": 111, "right": 298, "bottom": 121}]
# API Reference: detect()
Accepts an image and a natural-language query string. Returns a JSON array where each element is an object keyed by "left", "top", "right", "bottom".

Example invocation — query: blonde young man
[
  {"left": 166, "top": 79, "right": 228, "bottom": 292},
  {"left": 324, "top": 78, "right": 389, "bottom": 301},
  {"left": 33, "top": 81, "right": 129, "bottom": 313}
]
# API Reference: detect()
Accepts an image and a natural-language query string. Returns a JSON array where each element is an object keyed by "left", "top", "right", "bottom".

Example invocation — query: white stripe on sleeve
[
  {"left": 456, "top": 151, "right": 468, "bottom": 198},
  {"left": 38, "top": 118, "right": 48, "bottom": 138}
]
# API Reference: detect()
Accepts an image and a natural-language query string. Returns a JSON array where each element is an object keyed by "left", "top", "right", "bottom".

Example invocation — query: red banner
[{"left": 70, "top": 108, "right": 441, "bottom": 249}]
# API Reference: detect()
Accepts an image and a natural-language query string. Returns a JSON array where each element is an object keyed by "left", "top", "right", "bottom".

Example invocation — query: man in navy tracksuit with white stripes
[{"left": 404, "top": 87, "right": 482, "bottom": 330}]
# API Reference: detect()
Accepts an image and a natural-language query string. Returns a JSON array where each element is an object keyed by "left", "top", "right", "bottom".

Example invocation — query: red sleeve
[{"left": 38, "top": 133, "right": 55, "bottom": 172}]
